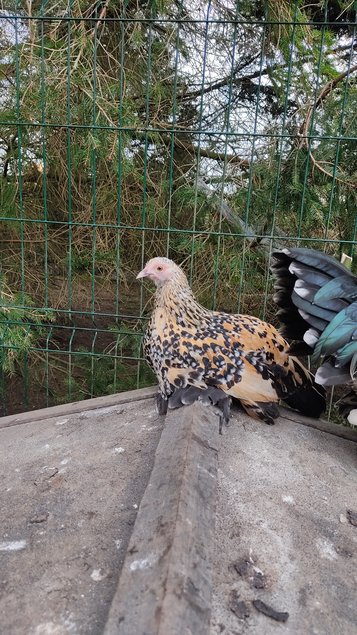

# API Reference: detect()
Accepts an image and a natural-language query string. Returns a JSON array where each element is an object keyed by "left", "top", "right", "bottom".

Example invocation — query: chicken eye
[{"left": 157, "top": 266, "right": 163, "bottom": 271}]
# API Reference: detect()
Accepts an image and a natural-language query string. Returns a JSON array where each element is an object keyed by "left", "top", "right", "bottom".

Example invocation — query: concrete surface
[
  {"left": 0, "top": 388, "right": 163, "bottom": 635},
  {"left": 0, "top": 386, "right": 356, "bottom": 635},
  {"left": 210, "top": 407, "right": 357, "bottom": 635}
]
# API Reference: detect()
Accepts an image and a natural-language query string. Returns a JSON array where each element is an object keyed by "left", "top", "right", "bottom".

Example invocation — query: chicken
[
  {"left": 271, "top": 247, "right": 357, "bottom": 424},
  {"left": 137, "top": 257, "right": 325, "bottom": 429}
]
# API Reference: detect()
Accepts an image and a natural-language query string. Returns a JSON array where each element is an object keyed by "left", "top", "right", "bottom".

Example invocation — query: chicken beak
[{"left": 136, "top": 267, "right": 148, "bottom": 279}]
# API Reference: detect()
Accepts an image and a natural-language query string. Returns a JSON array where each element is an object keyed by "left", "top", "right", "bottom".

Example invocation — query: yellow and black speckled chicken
[{"left": 137, "top": 257, "right": 326, "bottom": 428}]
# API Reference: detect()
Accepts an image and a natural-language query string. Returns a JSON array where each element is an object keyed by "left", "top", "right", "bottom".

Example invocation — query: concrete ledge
[
  {"left": 104, "top": 401, "right": 220, "bottom": 635},
  {"left": 2, "top": 385, "right": 356, "bottom": 445},
  {"left": 0, "top": 386, "right": 157, "bottom": 429},
  {"left": 280, "top": 406, "right": 357, "bottom": 443}
]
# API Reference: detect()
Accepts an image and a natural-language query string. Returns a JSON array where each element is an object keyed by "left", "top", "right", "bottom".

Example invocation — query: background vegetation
[{"left": 0, "top": 0, "right": 356, "bottom": 414}]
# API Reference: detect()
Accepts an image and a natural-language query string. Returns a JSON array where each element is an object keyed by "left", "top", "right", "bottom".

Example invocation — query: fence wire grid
[{"left": 0, "top": 0, "right": 356, "bottom": 416}]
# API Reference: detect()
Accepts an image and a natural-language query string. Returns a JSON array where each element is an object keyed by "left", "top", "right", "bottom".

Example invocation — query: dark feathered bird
[
  {"left": 271, "top": 247, "right": 357, "bottom": 425},
  {"left": 137, "top": 257, "right": 325, "bottom": 429}
]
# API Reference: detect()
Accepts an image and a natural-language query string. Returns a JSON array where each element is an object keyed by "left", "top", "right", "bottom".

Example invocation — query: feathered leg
[{"left": 167, "top": 385, "right": 231, "bottom": 433}]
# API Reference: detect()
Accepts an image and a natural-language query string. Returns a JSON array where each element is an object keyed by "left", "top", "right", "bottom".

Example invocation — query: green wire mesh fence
[{"left": 0, "top": 1, "right": 356, "bottom": 415}]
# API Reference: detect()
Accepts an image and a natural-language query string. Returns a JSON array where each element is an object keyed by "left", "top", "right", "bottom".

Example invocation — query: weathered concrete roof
[
  {"left": 211, "top": 406, "right": 357, "bottom": 635},
  {"left": 0, "top": 387, "right": 356, "bottom": 634},
  {"left": 0, "top": 388, "right": 162, "bottom": 634}
]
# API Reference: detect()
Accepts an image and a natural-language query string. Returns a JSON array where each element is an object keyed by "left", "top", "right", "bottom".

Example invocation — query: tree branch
[
  {"left": 131, "top": 130, "right": 250, "bottom": 168},
  {"left": 3, "top": 133, "right": 18, "bottom": 178},
  {"left": 180, "top": 63, "right": 288, "bottom": 102},
  {"left": 298, "top": 64, "right": 357, "bottom": 188},
  {"left": 299, "top": 64, "right": 357, "bottom": 139}
]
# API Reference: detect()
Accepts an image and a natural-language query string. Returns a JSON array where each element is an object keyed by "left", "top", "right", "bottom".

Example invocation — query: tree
[{"left": 0, "top": 0, "right": 356, "bottom": 409}]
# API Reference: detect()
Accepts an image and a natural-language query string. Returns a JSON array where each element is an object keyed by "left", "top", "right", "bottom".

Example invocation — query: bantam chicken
[
  {"left": 271, "top": 247, "right": 357, "bottom": 425},
  {"left": 137, "top": 257, "right": 325, "bottom": 429}
]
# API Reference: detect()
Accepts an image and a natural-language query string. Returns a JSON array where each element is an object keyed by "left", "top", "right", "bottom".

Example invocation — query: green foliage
[
  {"left": 0, "top": 0, "right": 356, "bottom": 414},
  {"left": 0, "top": 180, "right": 18, "bottom": 221},
  {"left": 71, "top": 248, "right": 117, "bottom": 273},
  {"left": 0, "top": 276, "right": 54, "bottom": 375},
  {"left": 49, "top": 325, "right": 155, "bottom": 404},
  {"left": 59, "top": 355, "right": 155, "bottom": 403}
]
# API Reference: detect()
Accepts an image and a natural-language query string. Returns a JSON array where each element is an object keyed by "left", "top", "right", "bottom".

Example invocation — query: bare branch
[
  {"left": 130, "top": 130, "right": 250, "bottom": 168},
  {"left": 298, "top": 63, "right": 357, "bottom": 188},
  {"left": 299, "top": 64, "right": 357, "bottom": 139}
]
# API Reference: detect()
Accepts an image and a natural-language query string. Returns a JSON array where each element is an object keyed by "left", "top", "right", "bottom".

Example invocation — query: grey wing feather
[{"left": 272, "top": 247, "right": 357, "bottom": 400}]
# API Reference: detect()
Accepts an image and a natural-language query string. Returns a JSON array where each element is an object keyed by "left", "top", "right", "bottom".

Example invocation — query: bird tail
[
  {"left": 271, "top": 249, "right": 309, "bottom": 344},
  {"left": 271, "top": 247, "right": 351, "bottom": 349},
  {"left": 271, "top": 247, "right": 357, "bottom": 387},
  {"left": 279, "top": 357, "right": 326, "bottom": 418}
]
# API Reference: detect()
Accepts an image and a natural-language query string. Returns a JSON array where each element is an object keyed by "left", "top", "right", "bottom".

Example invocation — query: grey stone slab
[
  {"left": 0, "top": 395, "right": 163, "bottom": 635},
  {"left": 210, "top": 409, "right": 357, "bottom": 635},
  {"left": 0, "top": 386, "right": 157, "bottom": 430},
  {"left": 104, "top": 401, "right": 220, "bottom": 635},
  {"left": 280, "top": 405, "right": 357, "bottom": 442},
  {"left": 1, "top": 384, "right": 357, "bottom": 635}
]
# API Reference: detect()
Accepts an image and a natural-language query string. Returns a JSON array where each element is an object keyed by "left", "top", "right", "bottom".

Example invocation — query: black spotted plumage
[{"left": 138, "top": 257, "right": 326, "bottom": 426}]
